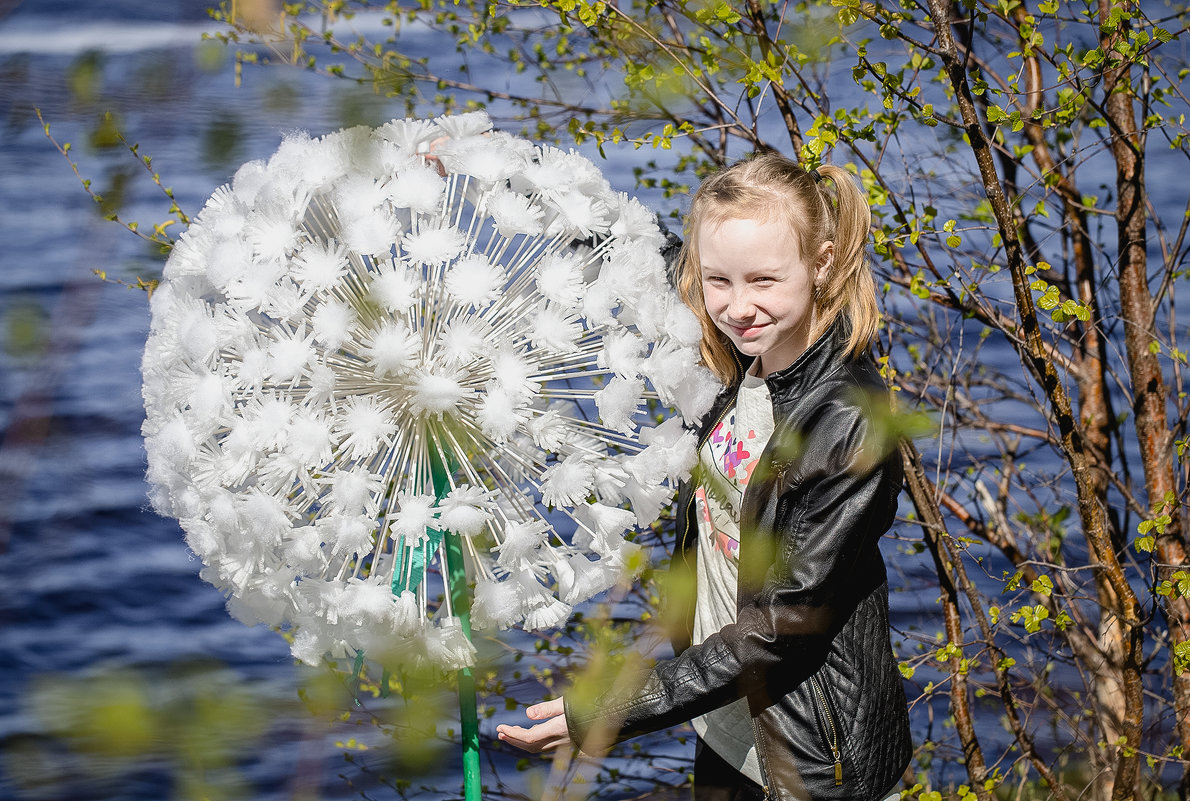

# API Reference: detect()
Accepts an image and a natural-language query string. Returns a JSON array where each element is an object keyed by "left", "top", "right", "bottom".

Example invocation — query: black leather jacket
[{"left": 566, "top": 322, "right": 912, "bottom": 800}]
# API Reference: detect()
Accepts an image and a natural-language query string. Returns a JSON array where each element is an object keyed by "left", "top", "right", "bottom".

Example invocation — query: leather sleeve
[{"left": 565, "top": 393, "right": 901, "bottom": 747}]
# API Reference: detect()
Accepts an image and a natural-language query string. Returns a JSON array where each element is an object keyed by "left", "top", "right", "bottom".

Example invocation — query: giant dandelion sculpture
[{"left": 142, "top": 110, "right": 717, "bottom": 686}]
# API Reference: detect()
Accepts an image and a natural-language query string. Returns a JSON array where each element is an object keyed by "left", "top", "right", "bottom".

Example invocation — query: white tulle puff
[{"left": 142, "top": 112, "right": 717, "bottom": 670}]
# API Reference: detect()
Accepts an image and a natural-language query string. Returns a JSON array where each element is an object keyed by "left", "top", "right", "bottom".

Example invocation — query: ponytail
[{"left": 808, "top": 164, "right": 878, "bottom": 360}]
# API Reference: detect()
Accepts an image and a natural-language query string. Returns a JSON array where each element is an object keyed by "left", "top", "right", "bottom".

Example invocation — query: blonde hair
[{"left": 675, "top": 153, "right": 878, "bottom": 384}]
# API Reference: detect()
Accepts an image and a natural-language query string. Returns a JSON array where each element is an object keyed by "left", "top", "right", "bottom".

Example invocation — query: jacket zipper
[
  {"left": 749, "top": 715, "right": 772, "bottom": 799},
  {"left": 810, "top": 675, "right": 843, "bottom": 786}
]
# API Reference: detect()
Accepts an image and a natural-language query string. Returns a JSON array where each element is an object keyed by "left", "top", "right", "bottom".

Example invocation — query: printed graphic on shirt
[{"left": 696, "top": 407, "right": 766, "bottom": 562}]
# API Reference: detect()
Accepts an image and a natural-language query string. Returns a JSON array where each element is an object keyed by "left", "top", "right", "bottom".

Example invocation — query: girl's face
[{"left": 698, "top": 216, "right": 827, "bottom": 377}]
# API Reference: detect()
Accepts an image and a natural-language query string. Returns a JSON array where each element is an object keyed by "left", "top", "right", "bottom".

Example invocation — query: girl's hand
[{"left": 496, "top": 697, "right": 571, "bottom": 753}]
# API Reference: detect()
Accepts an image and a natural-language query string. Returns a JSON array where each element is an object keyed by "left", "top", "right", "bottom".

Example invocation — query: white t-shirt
[{"left": 691, "top": 366, "right": 774, "bottom": 784}]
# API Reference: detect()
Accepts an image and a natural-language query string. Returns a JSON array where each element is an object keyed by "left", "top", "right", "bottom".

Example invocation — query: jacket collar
[{"left": 759, "top": 317, "right": 851, "bottom": 399}]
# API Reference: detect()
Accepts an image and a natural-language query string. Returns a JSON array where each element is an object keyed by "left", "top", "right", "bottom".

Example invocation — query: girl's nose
[{"left": 726, "top": 288, "right": 755, "bottom": 321}]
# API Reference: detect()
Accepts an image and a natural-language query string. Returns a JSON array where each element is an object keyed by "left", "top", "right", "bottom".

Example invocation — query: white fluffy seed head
[
  {"left": 535, "top": 254, "right": 585, "bottom": 308},
  {"left": 438, "top": 485, "right": 494, "bottom": 536},
  {"left": 487, "top": 188, "right": 544, "bottom": 237},
  {"left": 361, "top": 322, "right": 419, "bottom": 378},
  {"left": 311, "top": 301, "right": 355, "bottom": 350},
  {"left": 470, "top": 579, "right": 525, "bottom": 630},
  {"left": 290, "top": 238, "right": 349, "bottom": 291},
  {"left": 495, "top": 520, "right": 549, "bottom": 570},
  {"left": 528, "top": 304, "right": 581, "bottom": 354},
  {"left": 540, "top": 456, "right": 594, "bottom": 508},
  {"left": 402, "top": 226, "right": 466, "bottom": 265},
  {"left": 391, "top": 491, "right": 439, "bottom": 546},
  {"left": 409, "top": 369, "right": 470, "bottom": 418},
  {"left": 594, "top": 376, "right": 644, "bottom": 434},
  {"left": 370, "top": 266, "right": 420, "bottom": 314},
  {"left": 336, "top": 396, "right": 395, "bottom": 460},
  {"left": 445, "top": 254, "right": 505, "bottom": 308}
]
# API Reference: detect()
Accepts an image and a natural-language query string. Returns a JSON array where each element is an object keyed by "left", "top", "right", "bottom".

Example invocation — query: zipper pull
[{"left": 833, "top": 750, "right": 842, "bottom": 786}]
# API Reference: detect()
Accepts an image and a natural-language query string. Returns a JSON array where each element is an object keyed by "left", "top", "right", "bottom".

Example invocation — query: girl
[{"left": 497, "top": 153, "right": 911, "bottom": 801}]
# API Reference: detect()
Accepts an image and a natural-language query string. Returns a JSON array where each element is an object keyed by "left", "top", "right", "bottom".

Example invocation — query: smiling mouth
[{"left": 729, "top": 323, "right": 767, "bottom": 338}]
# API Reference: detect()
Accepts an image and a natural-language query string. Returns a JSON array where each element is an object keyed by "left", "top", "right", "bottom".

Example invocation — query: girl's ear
[{"left": 814, "top": 241, "right": 835, "bottom": 288}]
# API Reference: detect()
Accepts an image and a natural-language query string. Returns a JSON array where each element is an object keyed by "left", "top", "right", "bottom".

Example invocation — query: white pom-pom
[
  {"left": 437, "top": 318, "right": 491, "bottom": 366},
  {"left": 392, "top": 491, "right": 439, "bottom": 546},
  {"left": 336, "top": 396, "right": 396, "bottom": 460},
  {"left": 386, "top": 162, "right": 446, "bottom": 213},
  {"left": 495, "top": 520, "right": 549, "bottom": 570},
  {"left": 433, "top": 110, "right": 493, "bottom": 139},
  {"left": 445, "top": 254, "right": 505, "bottom": 308},
  {"left": 339, "top": 577, "right": 398, "bottom": 627},
  {"left": 518, "top": 573, "right": 572, "bottom": 630},
  {"left": 316, "top": 513, "right": 376, "bottom": 557},
  {"left": 594, "top": 376, "right": 644, "bottom": 434},
  {"left": 402, "top": 226, "right": 466, "bottom": 265},
  {"left": 637, "top": 417, "right": 699, "bottom": 482},
  {"left": 609, "top": 193, "right": 664, "bottom": 244},
  {"left": 471, "top": 579, "right": 525, "bottom": 630},
  {"left": 579, "top": 502, "right": 637, "bottom": 539},
  {"left": 377, "top": 117, "right": 441, "bottom": 153},
  {"left": 543, "top": 188, "right": 610, "bottom": 240},
  {"left": 597, "top": 330, "right": 646, "bottom": 378},
  {"left": 145, "top": 414, "right": 197, "bottom": 471},
  {"left": 290, "top": 238, "right": 348, "bottom": 292},
  {"left": 438, "top": 136, "right": 528, "bottom": 185},
  {"left": 438, "top": 486, "right": 494, "bottom": 536},
  {"left": 311, "top": 300, "right": 356, "bottom": 350},
  {"left": 409, "top": 368, "right": 471, "bottom": 418},
  {"left": 557, "top": 554, "right": 621, "bottom": 604},
  {"left": 487, "top": 188, "right": 544, "bottom": 237},
  {"left": 391, "top": 589, "right": 423, "bottom": 636},
  {"left": 339, "top": 207, "right": 401, "bottom": 256},
  {"left": 245, "top": 205, "right": 301, "bottom": 263},
  {"left": 672, "top": 365, "right": 722, "bottom": 424},
  {"left": 290, "top": 626, "right": 332, "bottom": 667},
  {"left": 231, "top": 158, "right": 268, "bottom": 206},
  {"left": 370, "top": 265, "right": 420, "bottom": 314},
  {"left": 267, "top": 329, "right": 316, "bottom": 384},
  {"left": 174, "top": 300, "right": 219, "bottom": 364},
  {"left": 529, "top": 304, "right": 581, "bottom": 353},
  {"left": 360, "top": 321, "right": 419, "bottom": 378},
  {"left": 287, "top": 410, "right": 334, "bottom": 465},
  {"left": 535, "top": 254, "right": 585, "bottom": 308},
  {"left": 490, "top": 348, "right": 538, "bottom": 400},
  {"left": 283, "top": 525, "right": 328, "bottom": 572},
  {"left": 476, "top": 385, "right": 528, "bottom": 444},
  {"left": 526, "top": 408, "right": 571, "bottom": 451},
  {"left": 327, "top": 467, "right": 382, "bottom": 517},
  {"left": 182, "top": 518, "right": 221, "bottom": 560},
  {"left": 236, "top": 488, "right": 295, "bottom": 547},
  {"left": 425, "top": 618, "right": 477, "bottom": 670},
  {"left": 540, "top": 455, "right": 594, "bottom": 508},
  {"left": 665, "top": 301, "right": 704, "bottom": 347},
  {"left": 581, "top": 278, "right": 619, "bottom": 328},
  {"left": 623, "top": 478, "right": 672, "bottom": 526},
  {"left": 641, "top": 339, "right": 699, "bottom": 405}
]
